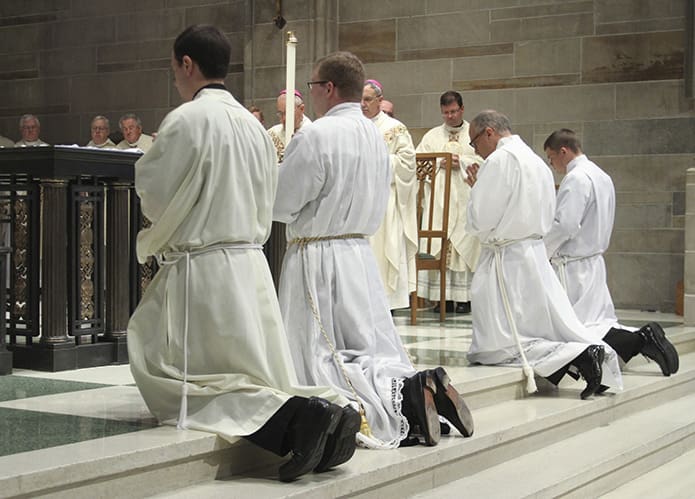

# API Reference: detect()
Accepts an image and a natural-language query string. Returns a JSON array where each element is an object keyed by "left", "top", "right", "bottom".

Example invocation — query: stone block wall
[
  {"left": 0, "top": 0, "right": 248, "bottom": 145},
  {"left": 0, "top": 0, "right": 692, "bottom": 312},
  {"left": 337, "top": 0, "right": 694, "bottom": 312}
]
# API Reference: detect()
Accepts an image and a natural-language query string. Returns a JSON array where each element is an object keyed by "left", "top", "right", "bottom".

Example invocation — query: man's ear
[{"left": 182, "top": 55, "right": 194, "bottom": 74}]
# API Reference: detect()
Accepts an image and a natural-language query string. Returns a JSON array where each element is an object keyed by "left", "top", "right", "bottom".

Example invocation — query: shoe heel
[
  {"left": 433, "top": 366, "right": 450, "bottom": 389},
  {"left": 424, "top": 372, "right": 437, "bottom": 395}
]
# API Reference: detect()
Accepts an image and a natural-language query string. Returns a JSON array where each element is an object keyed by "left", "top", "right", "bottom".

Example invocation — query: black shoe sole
[
  {"left": 407, "top": 371, "right": 441, "bottom": 446},
  {"left": 642, "top": 322, "right": 679, "bottom": 376},
  {"left": 314, "top": 406, "right": 360, "bottom": 473},
  {"left": 432, "top": 367, "right": 474, "bottom": 437},
  {"left": 279, "top": 401, "right": 342, "bottom": 482}
]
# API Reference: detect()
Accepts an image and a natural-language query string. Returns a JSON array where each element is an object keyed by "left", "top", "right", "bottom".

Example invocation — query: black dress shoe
[
  {"left": 440, "top": 421, "right": 451, "bottom": 435},
  {"left": 455, "top": 302, "right": 471, "bottom": 314},
  {"left": 314, "top": 405, "right": 360, "bottom": 473},
  {"left": 279, "top": 397, "right": 342, "bottom": 482},
  {"left": 401, "top": 371, "right": 441, "bottom": 446},
  {"left": 574, "top": 345, "right": 605, "bottom": 400},
  {"left": 433, "top": 301, "right": 455, "bottom": 314},
  {"left": 638, "top": 322, "right": 679, "bottom": 376},
  {"left": 430, "top": 367, "right": 474, "bottom": 437}
]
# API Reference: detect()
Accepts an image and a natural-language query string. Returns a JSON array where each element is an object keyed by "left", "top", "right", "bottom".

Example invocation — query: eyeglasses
[
  {"left": 442, "top": 108, "right": 462, "bottom": 117},
  {"left": 307, "top": 80, "right": 328, "bottom": 89},
  {"left": 469, "top": 128, "right": 486, "bottom": 148}
]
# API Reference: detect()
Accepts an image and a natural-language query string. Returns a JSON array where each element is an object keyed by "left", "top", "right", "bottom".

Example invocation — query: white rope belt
[
  {"left": 481, "top": 237, "right": 541, "bottom": 394},
  {"left": 157, "top": 242, "right": 263, "bottom": 429},
  {"left": 290, "top": 233, "right": 383, "bottom": 442},
  {"left": 550, "top": 252, "right": 602, "bottom": 291},
  {"left": 287, "top": 233, "right": 366, "bottom": 248}
]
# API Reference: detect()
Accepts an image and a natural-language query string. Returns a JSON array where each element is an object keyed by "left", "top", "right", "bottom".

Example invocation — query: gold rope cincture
[
  {"left": 289, "top": 233, "right": 376, "bottom": 439},
  {"left": 157, "top": 242, "right": 264, "bottom": 430},
  {"left": 550, "top": 252, "right": 602, "bottom": 292},
  {"left": 482, "top": 237, "right": 541, "bottom": 394}
]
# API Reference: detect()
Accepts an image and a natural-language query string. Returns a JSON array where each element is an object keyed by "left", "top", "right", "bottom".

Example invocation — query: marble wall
[{"left": 0, "top": 0, "right": 692, "bottom": 311}]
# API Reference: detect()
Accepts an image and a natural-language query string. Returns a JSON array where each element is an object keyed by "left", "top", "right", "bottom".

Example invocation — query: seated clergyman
[
  {"left": 116, "top": 113, "right": 153, "bottom": 152},
  {"left": 86, "top": 116, "right": 117, "bottom": 149},
  {"left": 15, "top": 114, "right": 49, "bottom": 147}
]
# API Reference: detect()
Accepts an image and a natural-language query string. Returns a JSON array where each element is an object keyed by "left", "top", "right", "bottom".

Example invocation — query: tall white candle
[{"left": 284, "top": 31, "right": 297, "bottom": 146}]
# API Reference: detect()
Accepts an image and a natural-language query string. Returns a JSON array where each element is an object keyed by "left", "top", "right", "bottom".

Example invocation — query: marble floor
[{"left": 0, "top": 308, "right": 686, "bottom": 494}]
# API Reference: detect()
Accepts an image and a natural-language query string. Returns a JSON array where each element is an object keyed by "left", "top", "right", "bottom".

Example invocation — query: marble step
[
  {"left": 146, "top": 351, "right": 695, "bottom": 499},
  {"left": 601, "top": 446, "right": 695, "bottom": 499},
  {"left": 444, "top": 324, "right": 695, "bottom": 412},
  {"left": 2, "top": 331, "right": 690, "bottom": 499},
  {"left": 411, "top": 391, "right": 695, "bottom": 499}
]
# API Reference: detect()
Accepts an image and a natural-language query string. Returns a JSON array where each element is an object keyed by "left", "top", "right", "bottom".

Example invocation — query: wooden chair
[{"left": 410, "top": 152, "right": 453, "bottom": 325}]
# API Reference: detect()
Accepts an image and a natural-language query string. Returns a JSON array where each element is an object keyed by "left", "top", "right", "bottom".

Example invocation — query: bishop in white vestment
[
  {"left": 267, "top": 90, "right": 312, "bottom": 163},
  {"left": 361, "top": 81, "right": 417, "bottom": 310}
]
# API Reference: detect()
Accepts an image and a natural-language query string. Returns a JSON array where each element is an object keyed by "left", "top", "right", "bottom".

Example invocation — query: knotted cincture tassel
[
  {"left": 523, "top": 365, "right": 537, "bottom": 394},
  {"left": 359, "top": 407, "right": 373, "bottom": 437},
  {"left": 486, "top": 239, "right": 539, "bottom": 395},
  {"left": 293, "top": 233, "right": 377, "bottom": 438},
  {"left": 177, "top": 383, "right": 189, "bottom": 429}
]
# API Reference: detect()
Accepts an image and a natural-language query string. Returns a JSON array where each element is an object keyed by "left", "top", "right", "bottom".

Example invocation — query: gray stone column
[
  {"left": 105, "top": 183, "right": 131, "bottom": 339},
  {"left": 40, "top": 179, "right": 71, "bottom": 346},
  {"left": 684, "top": 168, "right": 695, "bottom": 325}
]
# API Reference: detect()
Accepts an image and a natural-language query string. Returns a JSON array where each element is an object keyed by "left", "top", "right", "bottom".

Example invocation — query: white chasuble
[{"left": 369, "top": 111, "right": 418, "bottom": 309}]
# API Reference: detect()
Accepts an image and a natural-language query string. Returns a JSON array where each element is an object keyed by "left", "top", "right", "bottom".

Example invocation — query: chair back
[{"left": 410, "top": 152, "right": 453, "bottom": 324}]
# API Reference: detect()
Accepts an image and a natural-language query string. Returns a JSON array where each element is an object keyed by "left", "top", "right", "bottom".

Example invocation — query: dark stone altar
[{"left": 0, "top": 146, "right": 156, "bottom": 372}]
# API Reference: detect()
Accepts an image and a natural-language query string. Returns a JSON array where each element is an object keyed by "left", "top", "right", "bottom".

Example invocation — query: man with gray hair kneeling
[{"left": 464, "top": 110, "right": 623, "bottom": 400}]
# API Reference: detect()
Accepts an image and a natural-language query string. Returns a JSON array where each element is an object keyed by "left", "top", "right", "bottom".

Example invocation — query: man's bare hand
[
  {"left": 465, "top": 163, "right": 479, "bottom": 187},
  {"left": 451, "top": 153, "right": 461, "bottom": 170}
]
